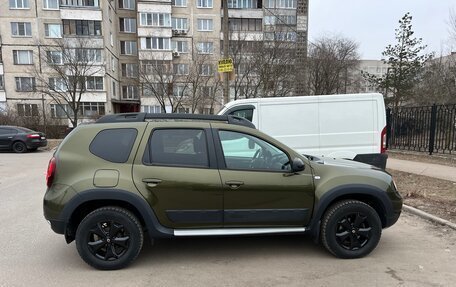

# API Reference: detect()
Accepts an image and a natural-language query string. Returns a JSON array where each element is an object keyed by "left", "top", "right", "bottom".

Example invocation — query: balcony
[{"left": 60, "top": 0, "right": 100, "bottom": 9}]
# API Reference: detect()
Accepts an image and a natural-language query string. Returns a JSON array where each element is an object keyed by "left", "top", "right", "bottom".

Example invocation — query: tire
[
  {"left": 321, "top": 200, "right": 382, "bottom": 259},
  {"left": 75, "top": 207, "right": 144, "bottom": 270},
  {"left": 28, "top": 148, "right": 38, "bottom": 152},
  {"left": 12, "top": 141, "right": 27, "bottom": 153}
]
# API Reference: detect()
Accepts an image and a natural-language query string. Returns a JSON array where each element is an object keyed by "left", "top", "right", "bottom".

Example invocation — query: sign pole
[{"left": 222, "top": 0, "right": 229, "bottom": 104}]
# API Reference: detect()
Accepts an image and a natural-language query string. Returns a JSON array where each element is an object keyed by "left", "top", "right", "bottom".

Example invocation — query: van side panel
[
  {"left": 258, "top": 101, "right": 320, "bottom": 155},
  {"left": 318, "top": 96, "right": 376, "bottom": 158}
]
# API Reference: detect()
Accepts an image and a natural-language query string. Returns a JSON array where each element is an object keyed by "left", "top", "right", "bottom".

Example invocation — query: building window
[
  {"left": 122, "top": 85, "right": 139, "bottom": 99},
  {"left": 15, "top": 78, "right": 35, "bottom": 92},
  {"left": 141, "top": 60, "right": 171, "bottom": 75},
  {"left": 121, "top": 63, "right": 138, "bottom": 78},
  {"left": 120, "top": 41, "right": 137, "bottom": 55},
  {"left": 45, "top": 24, "right": 62, "bottom": 38},
  {"left": 199, "top": 64, "right": 213, "bottom": 76},
  {"left": 112, "top": 80, "right": 116, "bottom": 96},
  {"left": 142, "top": 37, "right": 171, "bottom": 50},
  {"left": 43, "top": 0, "right": 58, "bottom": 9},
  {"left": 141, "top": 105, "right": 162, "bottom": 113},
  {"left": 49, "top": 78, "right": 67, "bottom": 91},
  {"left": 9, "top": 0, "right": 30, "bottom": 9},
  {"left": 173, "top": 63, "right": 189, "bottom": 75},
  {"left": 172, "top": 0, "right": 187, "bottom": 7},
  {"left": 140, "top": 13, "right": 171, "bottom": 27},
  {"left": 85, "top": 76, "right": 104, "bottom": 90},
  {"left": 229, "top": 18, "right": 262, "bottom": 31},
  {"left": 171, "top": 40, "right": 188, "bottom": 53},
  {"left": 197, "top": 42, "right": 213, "bottom": 54},
  {"left": 50, "top": 104, "right": 71, "bottom": 118},
  {"left": 276, "top": 0, "right": 296, "bottom": 9},
  {"left": 0, "top": 75, "right": 4, "bottom": 90},
  {"left": 46, "top": 51, "right": 63, "bottom": 64},
  {"left": 60, "top": 0, "right": 99, "bottom": 7},
  {"left": 120, "top": 18, "right": 136, "bottom": 33},
  {"left": 264, "top": 0, "right": 274, "bottom": 8},
  {"left": 197, "top": 19, "right": 213, "bottom": 31},
  {"left": 11, "top": 22, "right": 32, "bottom": 37},
  {"left": 63, "top": 20, "right": 102, "bottom": 36},
  {"left": 13, "top": 50, "right": 33, "bottom": 65},
  {"left": 80, "top": 102, "right": 105, "bottom": 117},
  {"left": 119, "top": 0, "right": 134, "bottom": 9},
  {"left": 197, "top": 0, "right": 212, "bottom": 8},
  {"left": 227, "top": 0, "right": 257, "bottom": 8},
  {"left": 17, "top": 104, "right": 38, "bottom": 117},
  {"left": 173, "top": 85, "right": 188, "bottom": 98},
  {"left": 72, "top": 48, "right": 103, "bottom": 63},
  {"left": 171, "top": 18, "right": 188, "bottom": 30}
]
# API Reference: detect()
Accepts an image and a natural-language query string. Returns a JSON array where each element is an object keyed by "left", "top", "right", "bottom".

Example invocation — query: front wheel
[
  {"left": 75, "top": 207, "right": 144, "bottom": 270},
  {"left": 321, "top": 200, "right": 382, "bottom": 259}
]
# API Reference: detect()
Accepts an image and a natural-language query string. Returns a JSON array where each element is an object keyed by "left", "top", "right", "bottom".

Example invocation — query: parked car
[
  {"left": 218, "top": 93, "right": 388, "bottom": 169},
  {"left": 0, "top": 125, "right": 47, "bottom": 153},
  {"left": 43, "top": 113, "right": 402, "bottom": 270}
]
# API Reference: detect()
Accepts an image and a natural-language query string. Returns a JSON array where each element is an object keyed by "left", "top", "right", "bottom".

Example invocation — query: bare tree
[
  {"left": 138, "top": 57, "right": 188, "bottom": 113},
  {"left": 449, "top": 9, "right": 456, "bottom": 44},
  {"left": 31, "top": 38, "right": 104, "bottom": 127},
  {"left": 307, "top": 35, "right": 360, "bottom": 95}
]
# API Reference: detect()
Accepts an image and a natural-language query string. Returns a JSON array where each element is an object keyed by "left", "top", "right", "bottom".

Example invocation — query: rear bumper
[
  {"left": 353, "top": 153, "right": 388, "bottom": 169},
  {"left": 26, "top": 139, "right": 47, "bottom": 149}
]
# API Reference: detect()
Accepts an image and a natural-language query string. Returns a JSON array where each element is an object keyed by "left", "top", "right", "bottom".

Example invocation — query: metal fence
[{"left": 387, "top": 104, "right": 456, "bottom": 154}]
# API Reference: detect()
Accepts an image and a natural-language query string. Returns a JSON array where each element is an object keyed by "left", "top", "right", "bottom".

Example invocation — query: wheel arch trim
[
  {"left": 59, "top": 189, "right": 173, "bottom": 240},
  {"left": 309, "top": 184, "right": 394, "bottom": 238}
]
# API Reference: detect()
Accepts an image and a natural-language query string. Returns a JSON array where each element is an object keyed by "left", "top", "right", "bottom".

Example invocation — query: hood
[{"left": 304, "top": 155, "right": 378, "bottom": 170}]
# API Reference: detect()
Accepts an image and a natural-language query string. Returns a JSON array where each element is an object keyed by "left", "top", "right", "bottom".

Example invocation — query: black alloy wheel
[
  {"left": 76, "top": 207, "right": 143, "bottom": 270},
  {"left": 12, "top": 141, "right": 27, "bottom": 153},
  {"left": 321, "top": 200, "right": 382, "bottom": 259}
]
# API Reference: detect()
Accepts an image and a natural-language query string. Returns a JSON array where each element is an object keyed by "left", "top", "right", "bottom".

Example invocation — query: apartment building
[{"left": 0, "top": 0, "right": 308, "bottom": 125}]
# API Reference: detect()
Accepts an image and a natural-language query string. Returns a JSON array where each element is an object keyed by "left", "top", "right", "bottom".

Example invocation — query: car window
[
  {"left": 146, "top": 129, "right": 209, "bottom": 168},
  {"left": 0, "top": 128, "right": 17, "bottom": 135},
  {"left": 230, "top": 109, "right": 253, "bottom": 122},
  {"left": 219, "top": 130, "right": 290, "bottom": 171},
  {"left": 89, "top": 128, "right": 138, "bottom": 163}
]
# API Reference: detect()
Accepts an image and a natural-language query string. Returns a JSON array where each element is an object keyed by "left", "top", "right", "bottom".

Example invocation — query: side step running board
[{"left": 174, "top": 227, "right": 306, "bottom": 236}]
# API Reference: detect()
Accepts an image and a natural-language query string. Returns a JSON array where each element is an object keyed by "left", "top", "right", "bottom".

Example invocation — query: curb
[{"left": 403, "top": 204, "right": 456, "bottom": 231}]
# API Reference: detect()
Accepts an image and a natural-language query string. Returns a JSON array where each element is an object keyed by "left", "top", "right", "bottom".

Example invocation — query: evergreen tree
[{"left": 364, "top": 13, "right": 433, "bottom": 108}]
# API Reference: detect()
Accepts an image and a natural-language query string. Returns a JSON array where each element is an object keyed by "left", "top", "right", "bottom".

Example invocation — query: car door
[
  {"left": 0, "top": 128, "right": 17, "bottom": 149},
  {"left": 132, "top": 122, "right": 223, "bottom": 229},
  {"left": 214, "top": 128, "right": 315, "bottom": 227}
]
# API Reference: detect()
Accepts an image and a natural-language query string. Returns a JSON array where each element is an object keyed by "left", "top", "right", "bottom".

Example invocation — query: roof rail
[{"left": 96, "top": 113, "right": 255, "bottom": 128}]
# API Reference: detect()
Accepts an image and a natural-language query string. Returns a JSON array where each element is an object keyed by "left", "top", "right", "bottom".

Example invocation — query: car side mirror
[
  {"left": 248, "top": 139, "right": 255, "bottom": 149},
  {"left": 291, "top": 158, "right": 305, "bottom": 172}
]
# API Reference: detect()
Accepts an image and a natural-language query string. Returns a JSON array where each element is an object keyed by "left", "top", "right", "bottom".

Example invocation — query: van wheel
[
  {"left": 321, "top": 200, "right": 381, "bottom": 259},
  {"left": 12, "top": 141, "right": 27, "bottom": 153},
  {"left": 75, "top": 207, "right": 144, "bottom": 270}
]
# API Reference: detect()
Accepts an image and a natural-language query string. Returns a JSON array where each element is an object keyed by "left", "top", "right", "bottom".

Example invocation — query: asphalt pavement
[{"left": 1, "top": 151, "right": 456, "bottom": 286}]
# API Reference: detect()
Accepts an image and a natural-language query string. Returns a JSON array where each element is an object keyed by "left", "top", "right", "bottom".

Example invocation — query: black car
[{"left": 0, "top": 126, "right": 47, "bottom": 153}]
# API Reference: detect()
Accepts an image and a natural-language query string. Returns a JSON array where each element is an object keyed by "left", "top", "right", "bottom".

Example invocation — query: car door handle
[
  {"left": 225, "top": 181, "right": 244, "bottom": 189},
  {"left": 8, "top": 137, "right": 13, "bottom": 139},
  {"left": 142, "top": 178, "right": 162, "bottom": 188}
]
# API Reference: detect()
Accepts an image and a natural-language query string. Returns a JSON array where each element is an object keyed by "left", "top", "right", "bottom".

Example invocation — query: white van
[{"left": 218, "top": 93, "right": 388, "bottom": 168}]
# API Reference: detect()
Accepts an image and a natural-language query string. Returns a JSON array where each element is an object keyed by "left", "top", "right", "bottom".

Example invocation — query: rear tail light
[
  {"left": 381, "top": 126, "right": 387, "bottom": 153},
  {"left": 46, "top": 157, "right": 56, "bottom": 188},
  {"left": 27, "top": 134, "right": 41, "bottom": 139}
]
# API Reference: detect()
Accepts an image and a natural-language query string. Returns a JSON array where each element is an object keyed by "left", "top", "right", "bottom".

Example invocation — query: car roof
[{"left": 0, "top": 125, "right": 33, "bottom": 132}]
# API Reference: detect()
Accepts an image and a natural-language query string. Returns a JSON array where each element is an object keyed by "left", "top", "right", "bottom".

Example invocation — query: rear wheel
[
  {"left": 321, "top": 200, "right": 382, "bottom": 259},
  {"left": 75, "top": 207, "right": 144, "bottom": 270},
  {"left": 12, "top": 141, "right": 27, "bottom": 153}
]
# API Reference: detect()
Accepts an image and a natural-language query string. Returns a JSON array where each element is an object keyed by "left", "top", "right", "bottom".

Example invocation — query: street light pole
[{"left": 222, "top": 0, "right": 229, "bottom": 104}]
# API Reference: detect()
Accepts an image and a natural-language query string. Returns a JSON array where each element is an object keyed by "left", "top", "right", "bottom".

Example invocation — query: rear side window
[
  {"left": 89, "top": 128, "right": 138, "bottom": 163},
  {"left": 144, "top": 129, "right": 209, "bottom": 167},
  {"left": 230, "top": 109, "right": 253, "bottom": 122}
]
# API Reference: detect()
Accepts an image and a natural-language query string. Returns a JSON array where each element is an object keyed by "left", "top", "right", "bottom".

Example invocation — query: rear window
[
  {"left": 144, "top": 129, "right": 209, "bottom": 168},
  {"left": 89, "top": 128, "right": 138, "bottom": 163}
]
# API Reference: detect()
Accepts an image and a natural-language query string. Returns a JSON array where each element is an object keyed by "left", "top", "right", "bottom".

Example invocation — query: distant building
[
  {"left": 346, "top": 60, "right": 390, "bottom": 94},
  {"left": 0, "top": 0, "right": 309, "bottom": 125}
]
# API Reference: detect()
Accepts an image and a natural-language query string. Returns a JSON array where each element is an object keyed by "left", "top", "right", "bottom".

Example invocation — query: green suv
[{"left": 43, "top": 113, "right": 402, "bottom": 270}]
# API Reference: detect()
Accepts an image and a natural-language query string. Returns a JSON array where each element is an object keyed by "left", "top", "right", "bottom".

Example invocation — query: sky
[{"left": 308, "top": 0, "right": 456, "bottom": 59}]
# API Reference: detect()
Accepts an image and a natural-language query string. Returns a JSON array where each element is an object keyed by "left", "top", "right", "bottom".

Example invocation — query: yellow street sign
[{"left": 218, "top": 58, "right": 234, "bottom": 73}]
